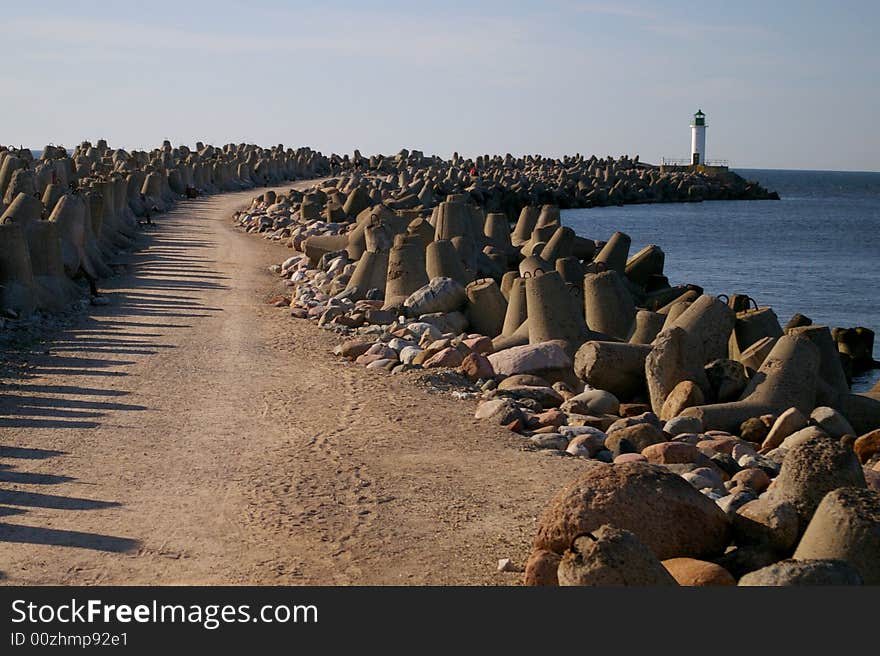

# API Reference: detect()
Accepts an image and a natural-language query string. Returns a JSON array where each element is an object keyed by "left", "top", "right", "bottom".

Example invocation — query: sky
[{"left": 3, "top": 1, "right": 878, "bottom": 171}]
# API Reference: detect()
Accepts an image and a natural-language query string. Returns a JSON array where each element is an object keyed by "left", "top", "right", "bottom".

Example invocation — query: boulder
[
  {"left": 560, "top": 389, "right": 620, "bottom": 416},
  {"left": 474, "top": 399, "right": 523, "bottom": 425},
  {"left": 533, "top": 462, "right": 730, "bottom": 559},
  {"left": 403, "top": 277, "right": 466, "bottom": 316},
  {"left": 557, "top": 525, "right": 677, "bottom": 586},
  {"left": 488, "top": 340, "right": 571, "bottom": 376},
  {"left": 732, "top": 497, "right": 800, "bottom": 553}
]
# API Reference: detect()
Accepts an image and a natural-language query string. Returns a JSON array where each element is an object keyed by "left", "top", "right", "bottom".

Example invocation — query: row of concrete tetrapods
[
  {"left": 294, "top": 192, "right": 880, "bottom": 433},
  {"left": 0, "top": 140, "right": 332, "bottom": 317}
]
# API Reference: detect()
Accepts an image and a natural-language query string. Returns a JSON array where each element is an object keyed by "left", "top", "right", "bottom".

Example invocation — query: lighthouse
[{"left": 690, "top": 109, "right": 707, "bottom": 165}]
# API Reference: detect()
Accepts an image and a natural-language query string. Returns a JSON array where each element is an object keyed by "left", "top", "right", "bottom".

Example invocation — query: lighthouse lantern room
[{"left": 690, "top": 109, "right": 707, "bottom": 165}]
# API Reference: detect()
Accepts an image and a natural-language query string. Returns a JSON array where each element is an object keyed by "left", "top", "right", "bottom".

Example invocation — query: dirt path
[{"left": 0, "top": 186, "right": 585, "bottom": 585}]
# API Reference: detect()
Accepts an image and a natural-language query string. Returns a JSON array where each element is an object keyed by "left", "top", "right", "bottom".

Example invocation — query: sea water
[{"left": 563, "top": 169, "right": 880, "bottom": 392}]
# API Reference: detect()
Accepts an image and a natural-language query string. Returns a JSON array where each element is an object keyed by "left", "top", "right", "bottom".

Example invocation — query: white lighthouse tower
[{"left": 690, "top": 109, "right": 707, "bottom": 165}]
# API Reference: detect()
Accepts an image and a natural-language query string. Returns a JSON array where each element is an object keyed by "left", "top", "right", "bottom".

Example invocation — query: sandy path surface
[{"left": 0, "top": 186, "right": 585, "bottom": 585}]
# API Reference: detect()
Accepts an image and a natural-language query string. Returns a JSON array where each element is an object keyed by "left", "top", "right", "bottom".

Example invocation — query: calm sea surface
[{"left": 562, "top": 169, "right": 880, "bottom": 392}]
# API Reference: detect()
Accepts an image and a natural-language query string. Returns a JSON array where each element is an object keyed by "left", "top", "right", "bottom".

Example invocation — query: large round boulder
[{"left": 533, "top": 462, "right": 730, "bottom": 559}]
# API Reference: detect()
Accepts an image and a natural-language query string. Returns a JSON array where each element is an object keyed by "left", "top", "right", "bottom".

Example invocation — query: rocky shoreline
[{"left": 235, "top": 160, "right": 879, "bottom": 586}]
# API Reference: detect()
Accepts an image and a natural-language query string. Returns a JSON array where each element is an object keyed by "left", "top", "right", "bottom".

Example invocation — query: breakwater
[
  {"left": 0, "top": 140, "right": 330, "bottom": 321},
  {"left": 236, "top": 161, "right": 880, "bottom": 586}
]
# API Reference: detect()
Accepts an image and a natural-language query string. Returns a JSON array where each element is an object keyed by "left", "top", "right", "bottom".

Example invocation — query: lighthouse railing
[{"left": 660, "top": 157, "right": 729, "bottom": 167}]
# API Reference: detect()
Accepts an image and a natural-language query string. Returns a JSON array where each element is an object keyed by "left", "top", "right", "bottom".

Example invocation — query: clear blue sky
[{"left": 4, "top": 1, "right": 878, "bottom": 171}]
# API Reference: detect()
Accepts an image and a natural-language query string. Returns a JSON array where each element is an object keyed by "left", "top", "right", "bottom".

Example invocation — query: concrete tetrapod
[
  {"left": 593, "top": 231, "right": 631, "bottom": 274},
  {"left": 786, "top": 325, "right": 850, "bottom": 409},
  {"left": 730, "top": 307, "right": 783, "bottom": 360},
  {"left": 383, "top": 235, "right": 429, "bottom": 308},
  {"left": 539, "top": 226, "right": 575, "bottom": 264},
  {"left": 625, "top": 244, "right": 665, "bottom": 287},
  {"left": 26, "top": 220, "right": 82, "bottom": 310},
  {"left": 525, "top": 270, "right": 590, "bottom": 355},
  {"left": 425, "top": 239, "right": 471, "bottom": 286},
  {"left": 465, "top": 278, "right": 507, "bottom": 338},
  {"left": 574, "top": 341, "right": 653, "bottom": 400},
  {"left": 511, "top": 206, "right": 540, "bottom": 246},
  {"left": 499, "top": 270, "right": 518, "bottom": 300},
  {"left": 0, "top": 223, "right": 37, "bottom": 315},
  {"left": 49, "top": 194, "right": 111, "bottom": 280},
  {"left": 501, "top": 277, "right": 527, "bottom": 337},
  {"left": 628, "top": 310, "right": 666, "bottom": 345},
  {"left": 343, "top": 250, "right": 390, "bottom": 301},
  {"left": 484, "top": 212, "right": 512, "bottom": 251},
  {"left": 667, "top": 294, "right": 735, "bottom": 363},
  {"left": 646, "top": 295, "right": 735, "bottom": 414},
  {"left": 583, "top": 270, "right": 636, "bottom": 341},
  {"left": 680, "top": 334, "right": 821, "bottom": 432},
  {"left": 433, "top": 201, "right": 474, "bottom": 241},
  {"left": 739, "top": 336, "right": 776, "bottom": 372},
  {"left": 1, "top": 193, "right": 42, "bottom": 225},
  {"left": 793, "top": 487, "right": 880, "bottom": 584}
]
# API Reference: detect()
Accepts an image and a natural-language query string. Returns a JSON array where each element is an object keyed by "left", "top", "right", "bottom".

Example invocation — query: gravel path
[{"left": 0, "top": 186, "right": 584, "bottom": 585}]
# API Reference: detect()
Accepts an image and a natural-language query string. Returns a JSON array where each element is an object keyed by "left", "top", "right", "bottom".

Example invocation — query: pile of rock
[
  {"left": 240, "top": 159, "right": 876, "bottom": 585},
  {"left": 0, "top": 140, "right": 328, "bottom": 319},
  {"left": 241, "top": 150, "right": 777, "bottom": 230}
]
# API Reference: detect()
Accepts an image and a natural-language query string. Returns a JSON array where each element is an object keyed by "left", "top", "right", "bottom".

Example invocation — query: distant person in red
[{"left": 469, "top": 165, "right": 477, "bottom": 176}]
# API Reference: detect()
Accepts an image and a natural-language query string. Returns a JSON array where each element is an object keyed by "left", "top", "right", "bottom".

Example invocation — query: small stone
[
  {"left": 610, "top": 423, "right": 666, "bottom": 452},
  {"left": 459, "top": 352, "right": 494, "bottom": 379},
  {"left": 761, "top": 407, "right": 809, "bottom": 451},
  {"left": 531, "top": 408, "right": 566, "bottom": 429},
  {"left": 529, "top": 434, "right": 569, "bottom": 450},
  {"left": 497, "top": 558, "right": 519, "bottom": 573},
  {"left": 614, "top": 453, "right": 647, "bottom": 464},
  {"left": 664, "top": 415, "right": 703, "bottom": 436},
  {"left": 619, "top": 403, "right": 652, "bottom": 417},
  {"left": 740, "top": 417, "right": 769, "bottom": 444},
  {"left": 810, "top": 406, "right": 856, "bottom": 439},
  {"left": 422, "top": 347, "right": 464, "bottom": 369},
  {"left": 662, "top": 557, "right": 736, "bottom": 586},
  {"left": 731, "top": 467, "right": 771, "bottom": 493},
  {"left": 738, "top": 559, "right": 863, "bottom": 586},
  {"left": 499, "top": 385, "right": 564, "bottom": 409},
  {"left": 854, "top": 429, "right": 880, "bottom": 465},
  {"left": 523, "top": 550, "right": 561, "bottom": 586},
  {"left": 337, "top": 339, "right": 373, "bottom": 359},
  {"left": 474, "top": 399, "right": 523, "bottom": 425},
  {"left": 733, "top": 497, "right": 800, "bottom": 553},
  {"left": 660, "top": 380, "right": 704, "bottom": 421},
  {"left": 561, "top": 389, "right": 620, "bottom": 416},
  {"left": 566, "top": 433, "right": 607, "bottom": 458},
  {"left": 715, "top": 544, "right": 782, "bottom": 580},
  {"left": 642, "top": 442, "right": 702, "bottom": 465},
  {"left": 717, "top": 489, "right": 758, "bottom": 517}
]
